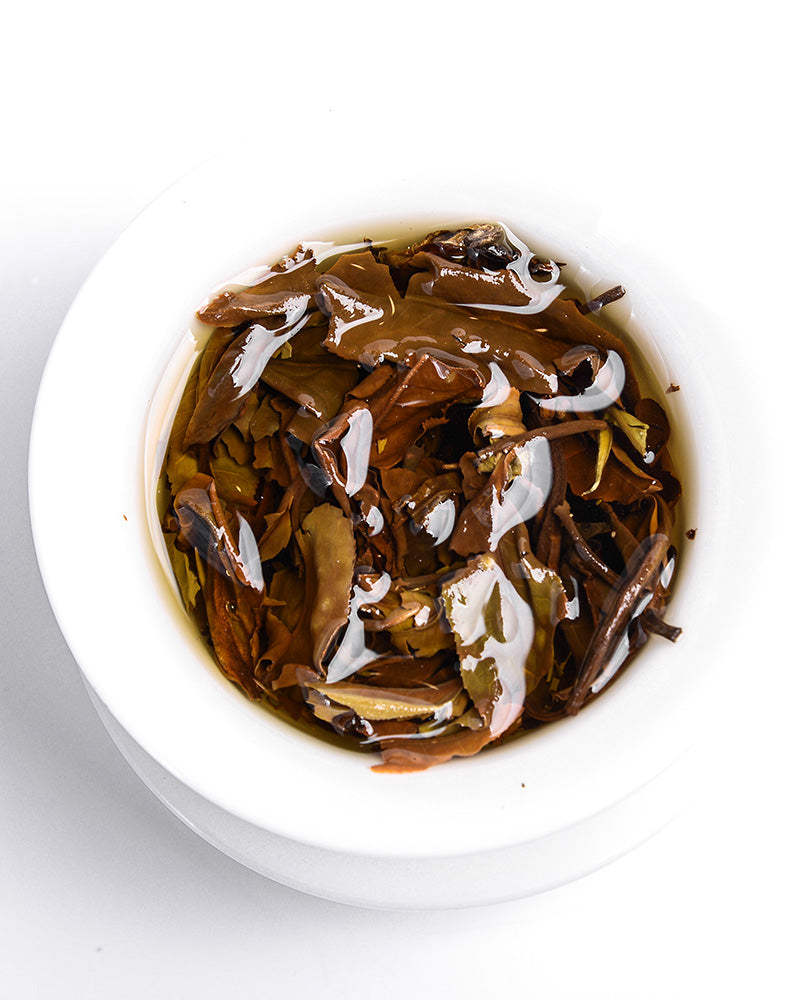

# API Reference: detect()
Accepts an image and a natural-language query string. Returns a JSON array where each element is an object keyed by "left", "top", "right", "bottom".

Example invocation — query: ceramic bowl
[{"left": 29, "top": 154, "right": 730, "bottom": 908}]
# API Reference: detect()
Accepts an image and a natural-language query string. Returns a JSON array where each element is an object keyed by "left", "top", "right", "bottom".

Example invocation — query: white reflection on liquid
[
  {"left": 488, "top": 436, "right": 553, "bottom": 550},
  {"left": 444, "top": 554, "right": 533, "bottom": 736},
  {"left": 319, "top": 279, "right": 384, "bottom": 347},
  {"left": 477, "top": 361, "right": 511, "bottom": 408},
  {"left": 457, "top": 224, "right": 565, "bottom": 315},
  {"left": 538, "top": 350, "right": 625, "bottom": 413},
  {"left": 325, "top": 572, "right": 392, "bottom": 684},
  {"left": 235, "top": 514, "right": 265, "bottom": 592},
  {"left": 340, "top": 407, "right": 373, "bottom": 496},
  {"left": 364, "top": 504, "right": 385, "bottom": 536},
  {"left": 419, "top": 497, "right": 457, "bottom": 545},
  {"left": 229, "top": 308, "right": 310, "bottom": 399}
]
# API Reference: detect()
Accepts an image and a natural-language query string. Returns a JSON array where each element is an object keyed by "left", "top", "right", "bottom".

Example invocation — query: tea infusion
[{"left": 159, "top": 224, "right": 683, "bottom": 772}]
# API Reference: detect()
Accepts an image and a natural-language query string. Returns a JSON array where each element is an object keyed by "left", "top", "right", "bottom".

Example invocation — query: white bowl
[{"left": 29, "top": 155, "right": 731, "bottom": 908}]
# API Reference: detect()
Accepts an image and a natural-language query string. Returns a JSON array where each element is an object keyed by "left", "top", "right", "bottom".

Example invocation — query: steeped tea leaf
[
  {"left": 296, "top": 504, "right": 356, "bottom": 670},
  {"left": 306, "top": 677, "right": 466, "bottom": 723},
  {"left": 606, "top": 405, "right": 649, "bottom": 455}
]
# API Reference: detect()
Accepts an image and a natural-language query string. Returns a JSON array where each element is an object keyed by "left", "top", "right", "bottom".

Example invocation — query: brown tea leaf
[{"left": 295, "top": 504, "right": 356, "bottom": 670}]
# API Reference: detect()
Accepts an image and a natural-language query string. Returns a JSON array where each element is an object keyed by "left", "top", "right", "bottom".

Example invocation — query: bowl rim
[{"left": 28, "top": 154, "right": 731, "bottom": 859}]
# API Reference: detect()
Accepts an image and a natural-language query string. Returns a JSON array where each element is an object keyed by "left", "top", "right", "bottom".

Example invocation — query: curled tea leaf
[
  {"left": 451, "top": 436, "right": 553, "bottom": 556},
  {"left": 468, "top": 365, "right": 526, "bottom": 444},
  {"left": 174, "top": 474, "right": 264, "bottom": 592},
  {"left": 606, "top": 405, "right": 649, "bottom": 456},
  {"left": 185, "top": 320, "right": 306, "bottom": 447}
]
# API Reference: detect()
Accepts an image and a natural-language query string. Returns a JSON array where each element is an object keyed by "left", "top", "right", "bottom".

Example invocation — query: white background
[{"left": 2, "top": 2, "right": 797, "bottom": 996}]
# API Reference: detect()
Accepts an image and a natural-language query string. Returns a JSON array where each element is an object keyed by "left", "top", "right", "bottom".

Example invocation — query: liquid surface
[{"left": 158, "top": 223, "right": 683, "bottom": 772}]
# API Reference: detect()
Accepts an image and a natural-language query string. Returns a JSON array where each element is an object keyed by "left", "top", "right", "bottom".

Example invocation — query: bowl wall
[{"left": 29, "top": 154, "right": 730, "bottom": 898}]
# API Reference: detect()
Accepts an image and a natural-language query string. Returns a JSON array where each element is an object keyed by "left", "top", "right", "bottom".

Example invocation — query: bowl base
[{"left": 86, "top": 682, "right": 692, "bottom": 910}]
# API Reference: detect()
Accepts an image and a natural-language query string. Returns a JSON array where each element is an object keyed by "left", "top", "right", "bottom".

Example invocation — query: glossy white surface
[
  {"left": 3, "top": 0, "right": 796, "bottom": 995},
  {"left": 30, "top": 153, "right": 731, "bottom": 884},
  {"left": 88, "top": 685, "right": 695, "bottom": 909}
]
